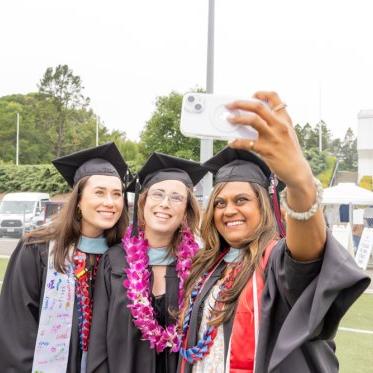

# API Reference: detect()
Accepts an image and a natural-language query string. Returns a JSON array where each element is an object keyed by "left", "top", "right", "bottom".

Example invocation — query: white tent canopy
[{"left": 323, "top": 183, "right": 373, "bottom": 205}]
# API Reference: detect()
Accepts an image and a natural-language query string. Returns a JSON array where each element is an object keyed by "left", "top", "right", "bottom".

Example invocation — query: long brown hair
[
  {"left": 26, "top": 176, "right": 129, "bottom": 272},
  {"left": 181, "top": 181, "right": 277, "bottom": 327},
  {"left": 136, "top": 186, "right": 200, "bottom": 255}
]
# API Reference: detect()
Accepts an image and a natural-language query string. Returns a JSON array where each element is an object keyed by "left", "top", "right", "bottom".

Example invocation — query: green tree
[
  {"left": 0, "top": 92, "right": 113, "bottom": 164},
  {"left": 105, "top": 130, "right": 145, "bottom": 172},
  {"left": 140, "top": 91, "right": 226, "bottom": 161},
  {"left": 303, "top": 148, "right": 328, "bottom": 175},
  {"left": 38, "top": 64, "right": 90, "bottom": 157},
  {"left": 338, "top": 127, "right": 357, "bottom": 171},
  {"left": 0, "top": 93, "right": 53, "bottom": 164}
]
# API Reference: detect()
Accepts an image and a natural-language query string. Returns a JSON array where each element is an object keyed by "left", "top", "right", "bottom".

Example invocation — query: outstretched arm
[{"left": 227, "top": 91, "right": 326, "bottom": 261}]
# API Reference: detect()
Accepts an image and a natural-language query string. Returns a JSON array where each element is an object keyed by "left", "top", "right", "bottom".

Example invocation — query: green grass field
[
  {"left": 336, "top": 293, "right": 373, "bottom": 373},
  {"left": 0, "top": 258, "right": 8, "bottom": 282},
  {"left": 0, "top": 259, "right": 372, "bottom": 371}
]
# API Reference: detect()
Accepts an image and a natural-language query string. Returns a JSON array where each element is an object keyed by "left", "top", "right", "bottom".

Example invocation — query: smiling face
[
  {"left": 79, "top": 175, "right": 124, "bottom": 237},
  {"left": 143, "top": 179, "right": 188, "bottom": 246},
  {"left": 213, "top": 181, "right": 261, "bottom": 248}
]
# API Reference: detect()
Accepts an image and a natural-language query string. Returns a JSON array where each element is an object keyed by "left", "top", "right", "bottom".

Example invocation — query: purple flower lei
[{"left": 122, "top": 225, "right": 199, "bottom": 353}]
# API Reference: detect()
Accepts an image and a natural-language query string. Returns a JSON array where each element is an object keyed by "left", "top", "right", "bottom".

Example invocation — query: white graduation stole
[{"left": 32, "top": 241, "right": 75, "bottom": 373}]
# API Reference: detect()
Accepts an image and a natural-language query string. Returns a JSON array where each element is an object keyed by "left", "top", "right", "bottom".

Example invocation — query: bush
[
  {"left": 359, "top": 176, "right": 373, "bottom": 191},
  {"left": 317, "top": 155, "right": 337, "bottom": 187},
  {"left": 0, "top": 164, "right": 70, "bottom": 195}
]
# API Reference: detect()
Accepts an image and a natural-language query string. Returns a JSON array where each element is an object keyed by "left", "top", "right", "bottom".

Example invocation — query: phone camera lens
[
  {"left": 195, "top": 103, "right": 202, "bottom": 111},
  {"left": 187, "top": 95, "right": 195, "bottom": 103}
]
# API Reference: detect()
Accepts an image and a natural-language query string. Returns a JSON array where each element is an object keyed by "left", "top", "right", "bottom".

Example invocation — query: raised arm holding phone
[{"left": 177, "top": 91, "right": 370, "bottom": 373}]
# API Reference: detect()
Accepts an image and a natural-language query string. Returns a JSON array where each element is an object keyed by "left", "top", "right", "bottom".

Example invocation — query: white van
[{"left": 0, "top": 192, "right": 50, "bottom": 238}]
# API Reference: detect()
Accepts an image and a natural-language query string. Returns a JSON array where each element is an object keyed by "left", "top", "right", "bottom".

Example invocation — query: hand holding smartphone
[{"left": 180, "top": 93, "right": 259, "bottom": 141}]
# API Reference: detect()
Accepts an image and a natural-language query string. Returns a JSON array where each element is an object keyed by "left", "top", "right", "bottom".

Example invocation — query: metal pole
[
  {"left": 16, "top": 112, "right": 19, "bottom": 166},
  {"left": 319, "top": 81, "right": 322, "bottom": 152},
  {"left": 96, "top": 115, "right": 99, "bottom": 146},
  {"left": 200, "top": 0, "right": 215, "bottom": 206}
]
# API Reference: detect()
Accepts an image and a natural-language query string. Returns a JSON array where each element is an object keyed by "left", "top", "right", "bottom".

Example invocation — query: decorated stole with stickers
[
  {"left": 228, "top": 240, "right": 277, "bottom": 373},
  {"left": 32, "top": 241, "right": 75, "bottom": 373}
]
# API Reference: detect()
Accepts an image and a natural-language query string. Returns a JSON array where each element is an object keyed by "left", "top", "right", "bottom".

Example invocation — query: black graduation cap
[
  {"left": 127, "top": 152, "right": 208, "bottom": 192},
  {"left": 128, "top": 152, "right": 209, "bottom": 237},
  {"left": 203, "top": 147, "right": 286, "bottom": 237},
  {"left": 203, "top": 147, "right": 272, "bottom": 189},
  {"left": 52, "top": 142, "right": 129, "bottom": 188}
]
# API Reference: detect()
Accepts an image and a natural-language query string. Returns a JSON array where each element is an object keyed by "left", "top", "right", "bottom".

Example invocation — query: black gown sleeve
[
  {"left": 256, "top": 231, "right": 371, "bottom": 373},
  {"left": 87, "top": 252, "right": 111, "bottom": 372},
  {"left": 0, "top": 239, "right": 47, "bottom": 373},
  {"left": 275, "top": 231, "right": 370, "bottom": 339}
]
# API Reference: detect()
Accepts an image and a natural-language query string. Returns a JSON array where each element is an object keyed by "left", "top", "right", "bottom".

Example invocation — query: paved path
[{"left": 0, "top": 238, "right": 18, "bottom": 256}]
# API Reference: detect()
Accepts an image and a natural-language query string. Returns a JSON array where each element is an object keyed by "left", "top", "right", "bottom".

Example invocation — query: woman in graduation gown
[
  {"left": 178, "top": 91, "right": 371, "bottom": 373},
  {"left": 0, "top": 142, "right": 129, "bottom": 373},
  {"left": 87, "top": 152, "right": 208, "bottom": 373}
]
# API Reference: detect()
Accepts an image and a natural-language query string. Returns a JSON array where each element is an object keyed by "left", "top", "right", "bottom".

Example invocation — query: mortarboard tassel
[
  {"left": 131, "top": 178, "right": 141, "bottom": 238},
  {"left": 269, "top": 174, "right": 286, "bottom": 238}
]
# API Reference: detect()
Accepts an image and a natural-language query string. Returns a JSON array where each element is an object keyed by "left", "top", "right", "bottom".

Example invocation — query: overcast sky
[{"left": 1, "top": 0, "right": 372, "bottom": 141}]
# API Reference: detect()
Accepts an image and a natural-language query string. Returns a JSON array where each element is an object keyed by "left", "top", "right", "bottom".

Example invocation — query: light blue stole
[
  {"left": 224, "top": 247, "right": 243, "bottom": 263},
  {"left": 148, "top": 247, "right": 175, "bottom": 265},
  {"left": 78, "top": 236, "right": 109, "bottom": 254}
]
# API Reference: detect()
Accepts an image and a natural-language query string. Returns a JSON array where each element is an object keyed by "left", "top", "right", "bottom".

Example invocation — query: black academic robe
[
  {"left": 178, "top": 232, "right": 371, "bottom": 373},
  {"left": 87, "top": 243, "right": 180, "bottom": 373},
  {"left": 0, "top": 239, "right": 96, "bottom": 373}
]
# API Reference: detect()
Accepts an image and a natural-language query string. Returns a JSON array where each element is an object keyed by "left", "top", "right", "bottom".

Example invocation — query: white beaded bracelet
[{"left": 279, "top": 177, "right": 323, "bottom": 221}]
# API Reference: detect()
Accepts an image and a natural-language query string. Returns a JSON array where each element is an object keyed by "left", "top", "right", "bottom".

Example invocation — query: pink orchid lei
[{"left": 122, "top": 225, "right": 199, "bottom": 353}]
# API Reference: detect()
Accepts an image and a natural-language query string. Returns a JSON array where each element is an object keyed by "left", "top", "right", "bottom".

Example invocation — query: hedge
[{"left": 0, "top": 164, "right": 70, "bottom": 195}]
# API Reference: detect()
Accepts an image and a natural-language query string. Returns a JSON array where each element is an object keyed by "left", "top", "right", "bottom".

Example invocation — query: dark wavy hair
[{"left": 180, "top": 181, "right": 277, "bottom": 328}]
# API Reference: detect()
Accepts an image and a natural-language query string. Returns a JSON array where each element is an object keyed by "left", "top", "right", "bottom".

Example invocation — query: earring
[{"left": 76, "top": 206, "right": 82, "bottom": 221}]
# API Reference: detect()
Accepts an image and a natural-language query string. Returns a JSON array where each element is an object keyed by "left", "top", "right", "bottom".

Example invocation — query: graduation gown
[
  {"left": 87, "top": 243, "right": 180, "bottom": 373},
  {"left": 0, "top": 239, "right": 84, "bottom": 373},
  {"left": 178, "top": 232, "right": 370, "bottom": 373}
]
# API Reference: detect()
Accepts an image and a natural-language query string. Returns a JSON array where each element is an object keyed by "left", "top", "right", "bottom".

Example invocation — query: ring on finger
[
  {"left": 248, "top": 140, "right": 256, "bottom": 151},
  {"left": 272, "top": 103, "right": 287, "bottom": 112}
]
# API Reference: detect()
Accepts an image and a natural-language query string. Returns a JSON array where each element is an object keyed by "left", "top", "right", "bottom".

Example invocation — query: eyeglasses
[{"left": 148, "top": 190, "right": 187, "bottom": 204}]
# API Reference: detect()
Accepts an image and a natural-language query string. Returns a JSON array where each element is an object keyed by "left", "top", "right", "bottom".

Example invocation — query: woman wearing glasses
[{"left": 87, "top": 152, "right": 208, "bottom": 373}]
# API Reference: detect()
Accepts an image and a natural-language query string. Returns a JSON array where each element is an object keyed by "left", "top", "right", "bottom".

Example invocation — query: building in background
[{"left": 358, "top": 110, "right": 373, "bottom": 182}]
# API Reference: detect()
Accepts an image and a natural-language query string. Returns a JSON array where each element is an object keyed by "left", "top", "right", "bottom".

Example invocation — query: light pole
[
  {"left": 318, "top": 81, "right": 322, "bottom": 152},
  {"left": 200, "top": 0, "right": 215, "bottom": 205},
  {"left": 96, "top": 115, "right": 99, "bottom": 146},
  {"left": 16, "top": 112, "right": 20, "bottom": 166}
]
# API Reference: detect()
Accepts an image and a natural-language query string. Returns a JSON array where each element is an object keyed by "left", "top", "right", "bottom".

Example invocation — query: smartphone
[{"left": 180, "top": 92, "right": 258, "bottom": 141}]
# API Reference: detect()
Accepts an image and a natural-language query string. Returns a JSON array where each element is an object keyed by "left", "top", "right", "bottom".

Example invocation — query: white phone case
[{"left": 180, "top": 92, "right": 258, "bottom": 141}]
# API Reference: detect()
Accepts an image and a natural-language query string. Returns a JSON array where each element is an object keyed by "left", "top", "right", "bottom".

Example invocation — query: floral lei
[
  {"left": 122, "top": 225, "right": 199, "bottom": 353},
  {"left": 73, "top": 250, "right": 101, "bottom": 352}
]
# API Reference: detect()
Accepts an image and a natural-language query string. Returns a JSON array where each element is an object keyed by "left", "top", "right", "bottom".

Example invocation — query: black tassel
[
  {"left": 123, "top": 169, "right": 130, "bottom": 210},
  {"left": 269, "top": 174, "right": 286, "bottom": 238},
  {"left": 131, "top": 178, "right": 141, "bottom": 237}
]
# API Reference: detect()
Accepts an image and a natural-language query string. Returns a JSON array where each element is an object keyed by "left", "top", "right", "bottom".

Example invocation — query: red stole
[{"left": 229, "top": 240, "right": 277, "bottom": 372}]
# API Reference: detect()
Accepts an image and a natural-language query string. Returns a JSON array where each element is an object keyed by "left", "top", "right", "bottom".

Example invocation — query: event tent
[{"left": 322, "top": 183, "right": 373, "bottom": 205}]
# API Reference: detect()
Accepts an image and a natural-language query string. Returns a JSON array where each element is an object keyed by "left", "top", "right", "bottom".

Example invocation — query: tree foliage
[
  {"left": 139, "top": 91, "right": 226, "bottom": 161},
  {"left": 338, "top": 127, "right": 358, "bottom": 171},
  {"left": 295, "top": 122, "right": 357, "bottom": 174},
  {"left": 0, "top": 164, "right": 70, "bottom": 194},
  {"left": 38, "top": 64, "right": 91, "bottom": 157},
  {"left": 0, "top": 69, "right": 359, "bottom": 190}
]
